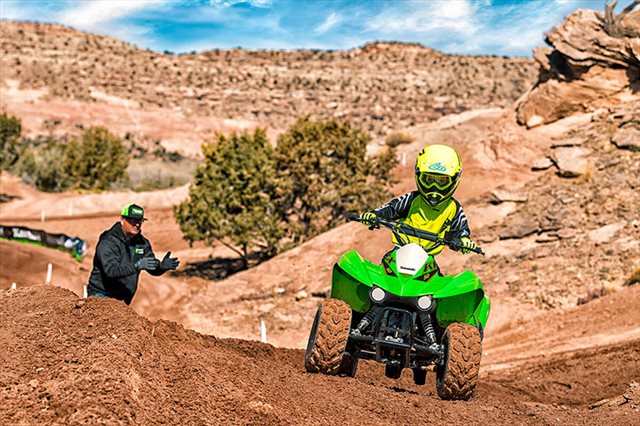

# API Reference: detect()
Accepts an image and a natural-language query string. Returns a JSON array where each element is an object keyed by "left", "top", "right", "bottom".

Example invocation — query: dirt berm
[{"left": 1, "top": 285, "right": 639, "bottom": 425}]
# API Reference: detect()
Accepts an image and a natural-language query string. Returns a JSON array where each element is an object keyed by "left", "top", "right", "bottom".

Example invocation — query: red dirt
[{"left": 1, "top": 285, "right": 638, "bottom": 425}]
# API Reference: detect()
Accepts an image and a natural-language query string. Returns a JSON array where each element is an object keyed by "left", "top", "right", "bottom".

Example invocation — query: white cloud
[
  {"left": 57, "top": 1, "right": 162, "bottom": 29},
  {"left": 315, "top": 12, "right": 341, "bottom": 34},
  {"left": 209, "top": 0, "right": 273, "bottom": 7},
  {"left": 366, "top": 0, "right": 478, "bottom": 36}
]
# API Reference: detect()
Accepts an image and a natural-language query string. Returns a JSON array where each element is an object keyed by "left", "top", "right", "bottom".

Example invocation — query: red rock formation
[{"left": 516, "top": 3, "right": 640, "bottom": 128}]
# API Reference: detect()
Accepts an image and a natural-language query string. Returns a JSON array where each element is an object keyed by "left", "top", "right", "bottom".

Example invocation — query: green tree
[
  {"left": 63, "top": 126, "right": 129, "bottom": 190},
  {"left": 274, "top": 117, "right": 396, "bottom": 243},
  {"left": 0, "top": 112, "right": 23, "bottom": 170},
  {"left": 174, "top": 129, "right": 282, "bottom": 266}
]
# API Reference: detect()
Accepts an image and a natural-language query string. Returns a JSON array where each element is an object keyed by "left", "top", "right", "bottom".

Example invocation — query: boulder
[
  {"left": 532, "top": 157, "right": 554, "bottom": 170},
  {"left": 552, "top": 147, "right": 593, "bottom": 177},
  {"left": 500, "top": 218, "right": 539, "bottom": 239},
  {"left": 516, "top": 7, "right": 640, "bottom": 127},
  {"left": 490, "top": 188, "right": 528, "bottom": 204},
  {"left": 612, "top": 126, "right": 640, "bottom": 151}
]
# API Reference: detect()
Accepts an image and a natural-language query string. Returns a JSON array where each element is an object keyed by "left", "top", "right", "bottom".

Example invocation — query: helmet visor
[{"left": 419, "top": 173, "right": 452, "bottom": 190}]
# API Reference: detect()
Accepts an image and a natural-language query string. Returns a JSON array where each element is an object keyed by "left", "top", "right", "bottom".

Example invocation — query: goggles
[{"left": 418, "top": 172, "right": 453, "bottom": 190}]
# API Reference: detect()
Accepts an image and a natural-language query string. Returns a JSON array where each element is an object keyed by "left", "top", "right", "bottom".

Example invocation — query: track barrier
[{"left": 0, "top": 225, "right": 88, "bottom": 261}]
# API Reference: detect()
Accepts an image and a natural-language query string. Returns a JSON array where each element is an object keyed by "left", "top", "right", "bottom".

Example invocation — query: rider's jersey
[{"left": 373, "top": 191, "right": 470, "bottom": 255}]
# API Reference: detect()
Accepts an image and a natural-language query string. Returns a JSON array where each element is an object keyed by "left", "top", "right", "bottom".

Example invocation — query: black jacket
[{"left": 87, "top": 222, "right": 163, "bottom": 305}]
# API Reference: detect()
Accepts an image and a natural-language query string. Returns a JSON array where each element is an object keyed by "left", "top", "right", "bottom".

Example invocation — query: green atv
[{"left": 305, "top": 214, "right": 490, "bottom": 400}]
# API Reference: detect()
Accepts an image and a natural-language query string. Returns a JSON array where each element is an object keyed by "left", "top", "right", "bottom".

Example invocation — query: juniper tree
[
  {"left": 274, "top": 116, "right": 396, "bottom": 243},
  {"left": 174, "top": 129, "right": 282, "bottom": 266}
]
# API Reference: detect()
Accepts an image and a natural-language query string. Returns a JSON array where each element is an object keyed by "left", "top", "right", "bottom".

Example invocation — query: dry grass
[
  {"left": 625, "top": 267, "right": 640, "bottom": 286},
  {"left": 385, "top": 131, "right": 415, "bottom": 147}
]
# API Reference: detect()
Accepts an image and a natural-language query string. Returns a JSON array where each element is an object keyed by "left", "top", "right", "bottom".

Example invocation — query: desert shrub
[
  {"left": 174, "top": 129, "right": 282, "bottom": 266},
  {"left": 30, "top": 141, "right": 73, "bottom": 192},
  {"left": 385, "top": 130, "right": 415, "bottom": 147},
  {"left": 0, "top": 112, "right": 23, "bottom": 170},
  {"left": 63, "top": 126, "right": 129, "bottom": 190},
  {"left": 274, "top": 116, "right": 396, "bottom": 243}
]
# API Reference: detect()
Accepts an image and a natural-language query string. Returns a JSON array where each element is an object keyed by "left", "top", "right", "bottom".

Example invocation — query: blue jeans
[{"left": 87, "top": 290, "right": 107, "bottom": 298}]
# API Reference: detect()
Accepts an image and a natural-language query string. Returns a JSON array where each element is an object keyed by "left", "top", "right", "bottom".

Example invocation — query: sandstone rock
[
  {"left": 490, "top": 188, "right": 528, "bottom": 204},
  {"left": 587, "top": 222, "right": 625, "bottom": 245},
  {"left": 551, "top": 137, "right": 584, "bottom": 148},
  {"left": 516, "top": 7, "right": 640, "bottom": 127},
  {"left": 532, "top": 157, "right": 554, "bottom": 170},
  {"left": 536, "top": 233, "right": 560, "bottom": 243},
  {"left": 612, "top": 126, "right": 640, "bottom": 151},
  {"left": 552, "top": 147, "right": 593, "bottom": 177},
  {"left": 500, "top": 218, "right": 539, "bottom": 239}
]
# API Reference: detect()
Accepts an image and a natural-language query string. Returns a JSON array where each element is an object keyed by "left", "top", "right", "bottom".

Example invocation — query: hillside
[{"left": 1, "top": 21, "right": 536, "bottom": 141}]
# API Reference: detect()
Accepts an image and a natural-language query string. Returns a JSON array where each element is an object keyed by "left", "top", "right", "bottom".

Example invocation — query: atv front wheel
[
  {"left": 436, "top": 322, "right": 482, "bottom": 400},
  {"left": 305, "top": 298, "right": 352, "bottom": 375}
]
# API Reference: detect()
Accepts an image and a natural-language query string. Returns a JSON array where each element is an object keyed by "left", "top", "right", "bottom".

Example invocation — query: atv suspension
[
  {"left": 419, "top": 313, "right": 437, "bottom": 345},
  {"left": 354, "top": 305, "right": 382, "bottom": 334}
]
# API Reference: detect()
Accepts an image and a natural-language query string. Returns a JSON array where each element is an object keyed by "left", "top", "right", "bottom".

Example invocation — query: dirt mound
[
  {"left": 2, "top": 285, "right": 639, "bottom": 425},
  {"left": 516, "top": 5, "right": 640, "bottom": 127}
]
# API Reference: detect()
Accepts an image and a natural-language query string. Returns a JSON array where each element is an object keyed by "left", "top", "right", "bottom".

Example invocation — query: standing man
[{"left": 87, "top": 203, "right": 180, "bottom": 305}]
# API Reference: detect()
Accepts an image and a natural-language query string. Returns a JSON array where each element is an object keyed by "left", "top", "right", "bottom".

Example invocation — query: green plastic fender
[{"left": 330, "top": 249, "right": 490, "bottom": 330}]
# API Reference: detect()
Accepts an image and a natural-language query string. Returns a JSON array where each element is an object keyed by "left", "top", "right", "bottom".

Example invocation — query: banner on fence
[{"left": 0, "top": 225, "right": 88, "bottom": 261}]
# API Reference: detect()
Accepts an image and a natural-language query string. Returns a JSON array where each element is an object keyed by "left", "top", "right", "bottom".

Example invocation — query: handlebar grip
[{"left": 347, "top": 213, "right": 361, "bottom": 222}]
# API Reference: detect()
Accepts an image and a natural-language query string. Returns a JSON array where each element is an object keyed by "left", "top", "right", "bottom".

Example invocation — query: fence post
[
  {"left": 45, "top": 263, "right": 52, "bottom": 284},
  {"left": 260, "top": 320, "right": 267, "bottom": 343},
  {"left": 41, "top": 210, "right": 46, "bottom": 223}
]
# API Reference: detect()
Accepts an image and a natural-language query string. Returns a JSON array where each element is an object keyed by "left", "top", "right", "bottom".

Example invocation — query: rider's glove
[
  {"left": 359, "top": 211, "right": 378, "bottom": 228},
  {"left": 458, "top": 237, "right": 477, "bottom": 254},
  {"left": 160, "top": 251, "right": 180, "bottom": 271},
  {"left": 135, "top": 257, "right": 159, "bottom": 271}
]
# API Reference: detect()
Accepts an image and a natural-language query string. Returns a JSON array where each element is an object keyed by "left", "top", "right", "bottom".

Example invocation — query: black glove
[
  {"left": 160, "top": 251, "right": 180, "bottom": 271},
  {"left": 136, "top": 257, "right": 159, "bottom": 271}
]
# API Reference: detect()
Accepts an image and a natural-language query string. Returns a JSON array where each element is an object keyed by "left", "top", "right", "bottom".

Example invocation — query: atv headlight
[
  {"left": 370, "top": 287, "right": 386, "bottom": 303},
  {"left": 417, "top": 296, "right": 433, "bottom": 311}
]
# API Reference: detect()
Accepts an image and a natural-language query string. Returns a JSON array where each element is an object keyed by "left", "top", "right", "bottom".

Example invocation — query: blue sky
[{"left": 1, "top": 0, "right": 607, "bottom": 56}]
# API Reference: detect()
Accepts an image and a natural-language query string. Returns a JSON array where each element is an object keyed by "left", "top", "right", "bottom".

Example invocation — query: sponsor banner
[{"left": 0, "top": 225, "right": 88, "bottom": 261}]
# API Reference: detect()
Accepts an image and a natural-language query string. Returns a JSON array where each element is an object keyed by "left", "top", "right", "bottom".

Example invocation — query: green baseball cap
[{"left": 120, "top": 203, "right": 147, "bottom": 220}]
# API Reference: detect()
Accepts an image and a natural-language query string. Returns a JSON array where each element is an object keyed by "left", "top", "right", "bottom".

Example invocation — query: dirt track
[{"left": 1, "top": 285, "right": 638, "bottom": 425}]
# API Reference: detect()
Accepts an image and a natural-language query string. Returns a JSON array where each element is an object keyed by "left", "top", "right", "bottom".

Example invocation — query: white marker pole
[
  {"left": 10, "top": 282, "right": 17, "bottom": 290},
  {"left": 45, "top": 263, "right": 52, "bottom": 284},
  {"left": 402, "top": 152, "right": 407, "bottom": 167},
  {"left": 41, "top": 210, "right": 46, "bottom": 223},
  {"left": 83, "top": 285, "right": 87, "bottom": 299},
  {"left": 68, "top": 202, "right": 74, "bottom": 217},
  {"left": 260, "top": 320, "right": 267, "bottom": 343}
]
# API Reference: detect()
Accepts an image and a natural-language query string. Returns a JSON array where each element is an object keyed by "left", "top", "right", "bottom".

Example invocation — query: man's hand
[
  {"left": 359, "top": 211, "right": 378, "bottom": 227},
  {"left": 459, "top": 237, "right": 478, "bottom": 254},
  {"left": 136, "top": 257, "right": 159, "bottom": 271},
  {"left": 160, "top": 251, "right": 180, "bottom": 271}
]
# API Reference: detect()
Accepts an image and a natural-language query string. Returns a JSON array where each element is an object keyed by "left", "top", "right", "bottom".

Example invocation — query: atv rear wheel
[
  {"left": 305, "top": 298, "right": 352, "bottom": 375},
  {"left": 436, "top": 322, "right": 482, "bottom": 400}
]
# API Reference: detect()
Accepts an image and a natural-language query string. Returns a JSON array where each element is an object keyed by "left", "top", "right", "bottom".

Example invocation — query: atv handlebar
[{"left": 348, "top": 213, "right": 485, "bottom": 255}]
